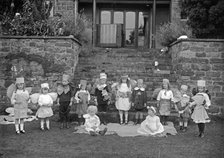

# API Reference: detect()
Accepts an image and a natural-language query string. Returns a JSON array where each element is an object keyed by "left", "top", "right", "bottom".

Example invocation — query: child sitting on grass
[
  {"left": 83, "top": 105, "right": 107, "bottom": 136},
  {"left": 137, "top": 106, "right": 164, "bottom": 136}
]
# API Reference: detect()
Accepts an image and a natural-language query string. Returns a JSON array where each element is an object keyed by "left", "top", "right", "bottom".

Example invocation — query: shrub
[{"left": 157, "top": 20, "right": 193, "bottom": 46}]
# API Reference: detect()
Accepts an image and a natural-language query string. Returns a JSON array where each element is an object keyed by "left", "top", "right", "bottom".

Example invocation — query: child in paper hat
[
  {"left": 157, "top": 79, "right": 174, "bottom": 125},
  {"left": 36, "top": 83, "right": 53, "bottom": 130},
  {"left": 11, "top": 77, "right": 30, "bottom": 134},
  {"left": 188, "top": 80, "right": 211, "bottom": 138},
  {"left": 131, "top": 79, "right": 147, "bottom": 125},
  {"left": 57, "top": 74, "right": 74, "bottom": 129},
  {"left": 95, "top": 72, "right": 110, "bottom": 125},
  {"left": 176, "top": 85, "right": 191, "bottom": 132},
  {"left": 74, "top": 79, "right": 90, "bottom": 125}
]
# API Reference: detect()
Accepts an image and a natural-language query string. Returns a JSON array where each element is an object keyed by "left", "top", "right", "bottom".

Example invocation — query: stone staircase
[
  {"left": 71, "top": 47, "right": 179, "bottom": 122},
  {"left": 74, "top": 47, "right": 176, "bottom": 96}
]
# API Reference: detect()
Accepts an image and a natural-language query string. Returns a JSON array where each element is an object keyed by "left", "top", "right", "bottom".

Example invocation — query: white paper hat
[
  {"left": 197, "top": 80, "right": 206, "bottom": 87},
  {"left": 181, "top": 85, "right": 188, "bottom": 91},
  {"left": 162, "top": 78, "right": 169, "bottom": 85},
  {"left": 16, "top": 77, "right": 24, "bottom": 84},
  {"left": 100, "top": 73, "right": 107, "bottom": 79},
  {"left": 41, "top": 83, "right": 49, "bottom": 89}
]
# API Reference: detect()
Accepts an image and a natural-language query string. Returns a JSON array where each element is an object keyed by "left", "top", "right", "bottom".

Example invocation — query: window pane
[
  {"left": 101, "top": 11, "right": 111, "bottom": 24},
  {"left": 114, "top": 11, "right": 123, "bottom": 24}
]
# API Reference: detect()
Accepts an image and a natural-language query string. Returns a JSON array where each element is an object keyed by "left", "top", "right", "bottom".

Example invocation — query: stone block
[
  {"left": 213, "top": 98, "right": 224, "bottom": 107},
  {"left": 206, "top": 72, "right": 221, "bottom": 78},
  {"left": 191, "top": 64, "right": 200, "bottom": 70},
  {"left": 216, "top": 92, "right": 224, "bottom": 97},
  {"left": 190, "top": 47, "right": 205, "bottom": 52},
  {"left": 213, "top": 82, "right": 224, "bottom": 86},
  {"left": 208, "top": 86, "right": 221, "bottom": 92},
  {"left": 179, "top": 50, "right": 196, "bottom": 58},
  {"left": 200, "top": 64, "right": 211, "bottom": 71},
  {"left": 206, "top": 52, "right": 221, "bottom": 58},
  {"left": 212, "top": 64, "right": 224, "bottom": 71},
  {"left": 55, "top": 43, "right": 72, "bottom": 47},
  {"left": 196, "top": 52, "right": 206, "bottom": 57},
  {"left": 205, "top": 47, "right": 218, "bottom": 52},
  {"left": 210, "top": 58, "right": 224, "bottom": 64}
]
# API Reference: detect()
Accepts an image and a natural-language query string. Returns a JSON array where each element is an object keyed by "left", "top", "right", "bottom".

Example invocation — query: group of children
[{"left": 10, "top": 72, "right": 211, "bottom": 138}]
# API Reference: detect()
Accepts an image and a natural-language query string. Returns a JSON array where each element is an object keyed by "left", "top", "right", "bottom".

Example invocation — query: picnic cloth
[
  {"left": 0, "top": 115, "right": 37, "bottom": 125},
  {"left": 73, "top": 121, "right": 177, "bottom": 137}
]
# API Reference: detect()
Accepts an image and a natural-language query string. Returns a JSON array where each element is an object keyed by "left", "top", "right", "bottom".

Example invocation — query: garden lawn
[{"left": 0, "top": 117, "right": 224, "bottom": 158}]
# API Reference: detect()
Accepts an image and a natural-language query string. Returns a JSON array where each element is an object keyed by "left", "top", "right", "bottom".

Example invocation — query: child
[
  {"left": 83, "top": 105, "right": 107, "bottom": 136},
  {"left": 74, "top": 80, "right": 90, "bottom": 125},
  {"left": 176, "top": 85, "right": 191, "bottom": 132},
  {"left": 137, "top": 106, "right": 164, "bottom": 136},
  {"left": 11, "top": 77, "right": 30, "bottom": 134},
  {"left": 57, "top": 74, "right": 74, "bottom": 129},
  {"left": 94, "top": 72, "right": 110, "bottom": 125},
  {"left": 131, "top": 79, "right": 147, "bottom": 125},
  {"left": 36, "top": 83, "right": 53, "bottom": 130},
  {"left": 115, "top": 75, "right": 132, "bottom": 125},
  {"left": 189, "top": 80, "right": 211, "bottom": 138},
  {"left": 157, "top": 79, "right": 174, "bottom": 125}
]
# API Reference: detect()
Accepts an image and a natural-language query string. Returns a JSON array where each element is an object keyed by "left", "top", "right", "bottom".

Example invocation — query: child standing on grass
[
  {"left": 131, "top": 79, "right": 147, "bottom": 125},
  {"left": 57, "top": 74, "right": 74, "bottom": 129},
  {"left": 189, "top": 80, "right": 211, "bottom": 138},
  {"left": 176, "top": 85, "right": 191, "bottom": 132},
  {"left": 94, "top": 72, "right": 110, "bottom": 125},
  {"left": 36, "top": 83, "right": 53, "bottom": 130},
  {"left": 74, "top": 80, "right": 90, "bottom": 125},
  {"left": 83, "top": 105, "right": 107, "bottom": 136},
  {"left": 115, "top": 75, "right": 132, "bottom": 125},
  {"left": 137, "top": 106, "right": 164, "bottom": 136},
  {"left": 11, "top": 77, "right": 30, "bottom": 134},
  {"left": 157, "top": 79, "right": 174, "bottom": 125}
]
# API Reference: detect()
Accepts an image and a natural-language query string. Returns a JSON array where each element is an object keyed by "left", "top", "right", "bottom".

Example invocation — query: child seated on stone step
[{"left": 83, "top": 105, "right": 107, "bottom": 136}]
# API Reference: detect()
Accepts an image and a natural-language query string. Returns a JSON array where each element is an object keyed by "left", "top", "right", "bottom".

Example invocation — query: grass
[{"left": 0, "top": 116, "right": 224, "bottom": 158}]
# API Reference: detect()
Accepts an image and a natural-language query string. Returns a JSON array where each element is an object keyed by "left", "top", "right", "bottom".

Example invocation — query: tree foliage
[{"left": 182, "top": 0, "right": 224, "bottom": 38}]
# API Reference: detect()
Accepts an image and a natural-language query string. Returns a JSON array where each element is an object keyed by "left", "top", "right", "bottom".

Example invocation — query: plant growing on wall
[{"left": 157, "top": 19, "right": 193, "bottom": 46}]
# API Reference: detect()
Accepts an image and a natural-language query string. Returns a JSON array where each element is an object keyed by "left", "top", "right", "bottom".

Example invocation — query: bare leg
[
  {"left": 124, "top": 111, "right": 128, "bottom": 124},
  {"left": 119, "top": 110, "right": 123, "bottom": 124},
  {"left": 15, "top": 119, "right": 20, "bottom": 134}
]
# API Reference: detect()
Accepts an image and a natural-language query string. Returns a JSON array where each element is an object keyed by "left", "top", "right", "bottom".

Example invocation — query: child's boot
[
  {"left": 99, "top": 127, "right": 108, "bottom": 136},
  {"left": 66, "top": 122, "right": 70, "bottom": 129},
  {"left": 134, "top": 118, "right": 139, "bottom": 125},
  {"left": 60, "top": 122, "right": 64, "bottom": 129}
]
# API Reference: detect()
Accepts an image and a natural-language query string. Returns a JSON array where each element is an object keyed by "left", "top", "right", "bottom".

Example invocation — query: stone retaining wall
[
  {"left": 0, "top": 36, "right": 81, "bottom": 113},
  {"left": 169, "top": 39, "right": 224, "bottom": 113}
]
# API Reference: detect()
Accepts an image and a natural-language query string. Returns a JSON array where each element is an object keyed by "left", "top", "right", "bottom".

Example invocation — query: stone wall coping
[
  {"left": 170, "top": 38, "right": 224, "bottom": 47},
  {"left": 0, "top": 35, "right": 82, "bottom": 46}
]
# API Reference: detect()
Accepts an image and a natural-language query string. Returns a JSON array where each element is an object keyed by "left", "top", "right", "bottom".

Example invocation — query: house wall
[
  {"left": 169, "top": 39, "right": 224, "bottom": 113},
  {"left": 0, "top": 36, "right": 81, "bottom": 113}
]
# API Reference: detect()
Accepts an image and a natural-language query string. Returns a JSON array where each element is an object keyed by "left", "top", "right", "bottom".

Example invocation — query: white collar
[
  {"left": 134, "top": 87, "right": 145, "bottom": 91},
  {"left": 97, "top": 84, "right": 106, "bottom": 89}
]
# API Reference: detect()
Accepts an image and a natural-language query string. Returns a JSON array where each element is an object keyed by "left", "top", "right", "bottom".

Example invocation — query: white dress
[
  {"left": 36, "top": 94, "right": 53, "bottom": 118},
  {"left": 83, "top": 114, "right": 100, "bottom": 132},
  {"left": 137, "top": 115, "right": 164, "bottom": 135},
  {"left": 115, "top": 83, "right": 131, "bottom": 111}
]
